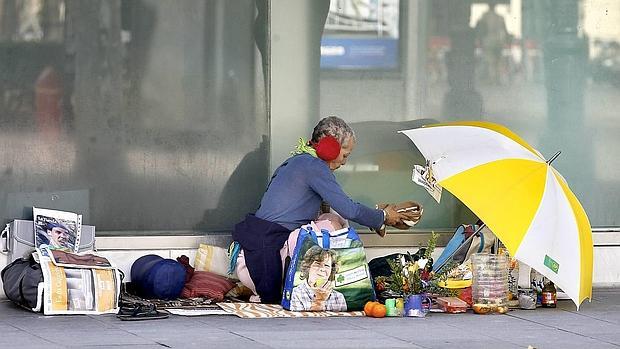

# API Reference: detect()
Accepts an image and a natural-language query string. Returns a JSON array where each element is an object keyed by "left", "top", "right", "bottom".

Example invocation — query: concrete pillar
[
  {"left": 404, "top": 0, "right": 429, "bottom": 120},
  {"left": 541, "top": 0, "right": 592, "bottom": 210},
  {"left": 269, "top": 0, "right": 330, "bottom": 172}
]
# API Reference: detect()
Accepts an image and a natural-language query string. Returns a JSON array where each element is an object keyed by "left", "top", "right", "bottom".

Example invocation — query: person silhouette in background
[{"left": 476, "top": 2, "right": 509, "bottom": 84}]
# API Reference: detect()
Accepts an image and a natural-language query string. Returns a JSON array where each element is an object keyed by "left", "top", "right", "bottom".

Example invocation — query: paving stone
[{"left": 1, "top": 288, "right": 620, "bottom": 348}]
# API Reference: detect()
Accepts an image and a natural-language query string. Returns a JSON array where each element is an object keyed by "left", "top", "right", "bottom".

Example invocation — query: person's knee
[{"left": 236, "top": 251, "right": 258, "bottom": 295}]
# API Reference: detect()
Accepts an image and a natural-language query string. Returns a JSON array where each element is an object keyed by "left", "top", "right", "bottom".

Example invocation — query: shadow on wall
[
  {"left": 349, "top": 118, "right": 439, "bottom": 159},
  {"left": 194, "top": 119, "right": 437, "bottom": 233},
  {"left": 195, "top": 135, "right": 269, "bottom": 232}
]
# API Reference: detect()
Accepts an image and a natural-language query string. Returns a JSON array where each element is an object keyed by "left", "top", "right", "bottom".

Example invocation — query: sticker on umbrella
[
  {"left": 544, "top": 255, "right": 560, "bottom": 274},
  {"left": 411, "top": 162, "right": 442, "bottom": 203}
]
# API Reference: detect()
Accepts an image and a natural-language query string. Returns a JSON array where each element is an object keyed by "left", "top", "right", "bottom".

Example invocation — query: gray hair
[{"left": 311, "top": 116, "right": 356, "bottom": 145}]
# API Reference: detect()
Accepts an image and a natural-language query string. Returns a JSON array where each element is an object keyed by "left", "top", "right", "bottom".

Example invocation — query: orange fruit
[
  {"left": 372, "top": 304, "right": 387, "bottom": 318},
  {"left": 364, "top": 301, "right": 378, "bottom": 316}
]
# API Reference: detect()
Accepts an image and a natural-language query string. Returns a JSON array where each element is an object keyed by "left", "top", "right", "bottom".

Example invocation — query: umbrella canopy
[{"left": 400, "top": 121, "right": 593, "bottom": 308}]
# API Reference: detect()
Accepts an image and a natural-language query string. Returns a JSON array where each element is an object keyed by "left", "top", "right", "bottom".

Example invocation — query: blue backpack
[{"left": 433, "top": 224, "right": 483, "bottom": 272}]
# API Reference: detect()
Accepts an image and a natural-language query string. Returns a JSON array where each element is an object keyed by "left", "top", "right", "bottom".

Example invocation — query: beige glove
[
  {"left": 377, "top": 201, "right": 423, "bottom": 231},
  {"left": 393, "top": 201, "right": 423, "bottom": 228}
]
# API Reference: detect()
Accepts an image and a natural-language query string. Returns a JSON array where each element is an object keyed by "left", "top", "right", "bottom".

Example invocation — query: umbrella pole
[{"left": 434, "top": 223, "right": 486, "bottom": 273}]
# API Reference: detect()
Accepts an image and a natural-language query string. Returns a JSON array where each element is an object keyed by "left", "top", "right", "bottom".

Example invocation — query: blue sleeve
[{"left": 307, "top": 162, "right": 384, "bottom": 229}]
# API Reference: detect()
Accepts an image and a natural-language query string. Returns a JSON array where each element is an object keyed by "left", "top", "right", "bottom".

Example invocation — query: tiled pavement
[{"left": 1, "top": 288, "right": 619, "bottom": 349}]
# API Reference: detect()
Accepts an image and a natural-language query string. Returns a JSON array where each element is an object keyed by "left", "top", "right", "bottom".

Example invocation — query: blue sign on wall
[{"left": 320, "top": 37, "right": 399, "bottom": 70}]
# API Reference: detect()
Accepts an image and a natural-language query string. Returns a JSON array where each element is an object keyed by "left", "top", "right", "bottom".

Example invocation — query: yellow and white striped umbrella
[{"left": 400, "top": 121, "right": 593, "bottom": 308}]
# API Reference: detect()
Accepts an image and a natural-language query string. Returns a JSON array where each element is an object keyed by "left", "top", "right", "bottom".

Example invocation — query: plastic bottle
[
  {"left": 541, "top": 280, "right": 557, "bottom": 308},
  {"left": 530, "top": 269, "right": 543, "bottom": 307},
  {"left": 499, "top": 246, "right": 519, "bottom": 303},
  {"left": 471, "top": 253, "right": 509, "bottom": 314}
]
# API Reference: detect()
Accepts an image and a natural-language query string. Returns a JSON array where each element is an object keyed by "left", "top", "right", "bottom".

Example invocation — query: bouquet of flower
[{"left": 374, "top": 232, "right": 456, "bottom": 298}]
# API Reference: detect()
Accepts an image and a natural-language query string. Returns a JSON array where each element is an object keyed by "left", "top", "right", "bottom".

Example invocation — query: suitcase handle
[{"left": 1, "top": 223, "right": 9, "bottom": 253}]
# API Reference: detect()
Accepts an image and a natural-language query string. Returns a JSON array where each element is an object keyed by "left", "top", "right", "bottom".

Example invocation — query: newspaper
[
  {"left": 36, "top": 245, "right": 113, "bottom": 269},
  {"left": 411, "top": 163, "right": 443, "bottom": 203},
  {"left": 35, "top": 248, "right": 120, "bottom": 315},
  {"left": 33, "top": 207, "right": 82, "bottom": 253}
]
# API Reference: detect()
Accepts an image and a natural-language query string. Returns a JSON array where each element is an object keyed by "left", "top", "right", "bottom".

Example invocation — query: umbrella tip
[{"left": 547, "top": 150, "right": 562, "bottom": 164}]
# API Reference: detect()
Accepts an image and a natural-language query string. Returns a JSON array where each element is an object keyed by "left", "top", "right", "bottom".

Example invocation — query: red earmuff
[{"left": 311, "top": 135, "right": 341, "bottom": 161}]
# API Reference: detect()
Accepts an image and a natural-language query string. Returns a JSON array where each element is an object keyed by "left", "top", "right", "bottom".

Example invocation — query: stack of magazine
[{"left": 32, "top": 207, "right": 120, "bottom": 315}]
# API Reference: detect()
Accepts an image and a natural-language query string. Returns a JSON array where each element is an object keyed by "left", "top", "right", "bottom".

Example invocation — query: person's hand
[
  {"left": 383, "top": 204, "right": 408, "bottom": 229},
  {"left": 393, "top": 201, "right": 423, "bottom": 227},
  {"left": 310, "top": 281, "right": 334, "bottom": 311},
  {"left": 381, "top": 201, "right": 423, "bottom": 230}
]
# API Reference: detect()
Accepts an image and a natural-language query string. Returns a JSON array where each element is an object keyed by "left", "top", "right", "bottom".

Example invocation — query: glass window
[
  {"left": 323, "top": 0, "right": 620, "bottom": 230},
  {"left": 0, "top": 0, "right": 268, "bottom": 234}
]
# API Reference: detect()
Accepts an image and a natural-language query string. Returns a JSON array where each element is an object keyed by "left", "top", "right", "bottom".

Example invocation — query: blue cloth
[
  {"left": 227, "top": 241, "right": 241, "bottom": 275},
  {"left": 130, "top": 255, "right": 186, "bottom": 300},
  {"left": 255, "top": 154, "right": 383, "bottom": 231},
  {"left": 232, "top": 214, "right": 290, "bottom": 304}
]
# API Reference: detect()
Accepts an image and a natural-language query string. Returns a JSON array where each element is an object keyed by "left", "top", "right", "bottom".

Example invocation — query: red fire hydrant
[{"left": 35, "top": 66, "right": 63, "bottom": 138}]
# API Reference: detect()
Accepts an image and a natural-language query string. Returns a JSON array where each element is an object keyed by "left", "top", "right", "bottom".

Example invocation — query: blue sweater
[{"left": 255, "top": 154, "right": 384, "bottom": 231}]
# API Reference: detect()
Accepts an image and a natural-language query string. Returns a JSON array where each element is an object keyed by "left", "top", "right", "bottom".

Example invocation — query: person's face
[
  {"left": 307, "top": 255, "right": 332, "bottom": 287},
  {"left": 49, "top": 227, "right": 69, "bottom": 247},
  {"left": 328, "top": 137, "right": 355, "bottom": 171}
]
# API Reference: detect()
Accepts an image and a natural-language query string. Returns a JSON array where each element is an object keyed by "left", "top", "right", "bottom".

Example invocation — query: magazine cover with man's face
[{"left": 33, "top": 207, "right": 81, "bottom": 253}]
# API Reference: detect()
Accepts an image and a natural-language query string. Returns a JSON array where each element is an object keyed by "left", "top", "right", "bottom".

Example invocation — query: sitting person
[{"left": 232, "top": 116, "right": 423, "bottom": 303}]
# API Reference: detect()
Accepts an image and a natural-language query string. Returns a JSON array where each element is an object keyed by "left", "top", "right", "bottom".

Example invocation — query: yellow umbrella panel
[{"left": 400, "top": 121, "right": 593, "bottom": 308}]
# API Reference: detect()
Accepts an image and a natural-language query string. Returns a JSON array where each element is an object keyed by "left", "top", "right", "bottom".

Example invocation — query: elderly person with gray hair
[{"left": 232, "top": 116, "right": 422, "bottom": 304}]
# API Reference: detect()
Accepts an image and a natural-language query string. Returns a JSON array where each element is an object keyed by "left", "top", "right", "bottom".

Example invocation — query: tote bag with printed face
[{"left": 281, "top": 226, "right": 375, "bottom": 311}]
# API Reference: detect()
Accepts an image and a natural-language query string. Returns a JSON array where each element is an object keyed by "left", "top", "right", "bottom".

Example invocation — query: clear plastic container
[{"left": 471, "top": 253, "right": 509, "bottom": 314}]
